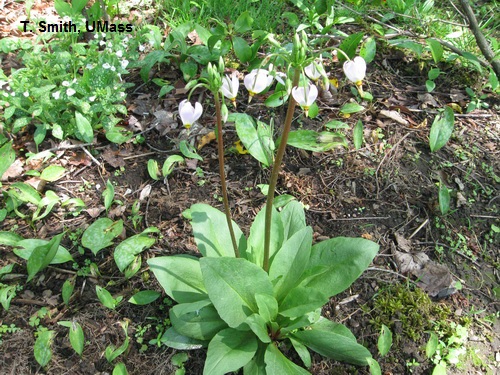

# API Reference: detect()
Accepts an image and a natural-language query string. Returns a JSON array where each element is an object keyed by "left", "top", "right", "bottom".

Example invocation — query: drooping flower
[
  {"left": 244, "top": 69, "right": 273, "bottom": 102},
  {"left": 305, "top": 61, "right": 322, "bottom": 82},
  {"left": 343, "top": 56, "right": 366, "bottom": 86},
  {"left": 221, "top": 72, "right": 239, "bottom": 107},
  {"left": 292, "top": 84, "right": 318, "bottom": 117},
  {"left": 179, "top": 99, "right": 203, "bottom": 129}
]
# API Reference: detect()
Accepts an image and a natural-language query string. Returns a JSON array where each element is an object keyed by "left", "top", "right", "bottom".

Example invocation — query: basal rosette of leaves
[{"left": 148, "top": 201, "right": 379, "bottom": 374}]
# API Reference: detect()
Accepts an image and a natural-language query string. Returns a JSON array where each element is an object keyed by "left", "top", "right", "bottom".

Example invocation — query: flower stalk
[
  {"left": 214, "top": 91, "right": 240, "bottom": 258},
  {"left": 262, "top": 68, "right": 301, "bottom": 272}
]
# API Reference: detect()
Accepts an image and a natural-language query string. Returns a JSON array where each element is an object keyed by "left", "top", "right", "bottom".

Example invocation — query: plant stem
[
  {"left": 262, "top": 68, "right": 300, "bottom": 272},
  {"left": 214, "top": 92, "right": 240, "bottom": 258}
]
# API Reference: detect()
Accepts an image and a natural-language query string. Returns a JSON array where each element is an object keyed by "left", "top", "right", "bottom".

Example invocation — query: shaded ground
[{"left": 1, "top": 2, "right": 499, "bottom": 375}]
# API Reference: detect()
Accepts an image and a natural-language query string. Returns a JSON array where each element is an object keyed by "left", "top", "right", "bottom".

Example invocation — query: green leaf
[
  {"left": 245, "top": 313, "right": 271, "bottom": 343},
  {"left": 378, "top": 324, "right": 392, "bottom": 356},
  {"left": 0, "top": 284, "right": 17, "bottom": 310},
  {"left": 200, "top": 257, "right": 274, "bottom": 328},
  {"left": 303, "top": 237, "right": 379, "bottom": 297},
  {"left": 233, "top": 36, "right": 253, "bottom": 63},
  {"left": 426, "top": 38, "right": 443, "bottom": 63},
  {"left": 96, "top": 285, "right": 121, "bottom": 310},
  {"left": 180, "top": 140, "right": 203, "bottom": 161},
  {"left": 105, "top": 336, "right": 130, "bottom": 363},
  {"left": 27, "top": 233, "right": 63, "bottom": 282},
  {"left": 234, "top": 11, "right": 253, "bottom": 33},
  {"left": 9, "top": 182, "right": 41, "bottom": 205},
  {"left": 62, "top": 277, "right": 75, "bottom": 305},
  {"left": 34, "top": 330, "right": 54, "bottom": 367},
  {"left": 113, "top": 362, "right": 128, "bottom": 375},
  {"left": 291, "top": 319, "right": 372, "bottom": 366},
  {"left": 290, "top": 338, "right": 311, "bottom": 368},
  {"left": 128, "top": 290, "right": 161, "bottom": 305},
  {"left": 114, "top": 229, "right": 157, "bottom": 272},
  {"left": 40, "top": 165, "right": 65, "bottom": 182},
  {"left": 432, "top": 362, "right": 447, "bottom": 375},
  {"left": 203, "top": 328, "right": 257, "bottom": 375},
  {"left": 190, "top": 203, "right": 247, "bottom": 258},
  {"left": 426, "top": 332, "right": 439, "bottom": 358},
  {"left": 231, "top": 113, "right": 273, "bottom": 167},
  {"left": 438, "top": 183, "right": 451, "bottom": 215},
  {"left": 81, "top": 218, "right": 123, "bottom": 255},
  {"left": 265, "top": 90, "right": 288, "bottom": 108},
  {"left": 360, "top": 37, "right": 376, "bottom": 63},
  {"left": 68, "top": 321, "right": 85, "bottom": 356},
  {"left": 180, "top": 60, "right": 198, "bottom": 81},
  {"left": 255, "top": 293, "right": 278, "bottom": 323},
  {"left": 170, "top": 300, "right": 228, "bottom": 341},
  {"left": 147, "top": 159, "right": 160, "bottom": 180},
  {"left": 103, "top": 179, "right": 115, "bottom": 211},
  {"left": 75, "top": 112, "right": 93, "bottom": 143},
  {"left": 428, "top": 68, "right": 441, "bottom": 80},
  {"left": 264, "top": 343, "right": 310, "bottom": 374},
  {"left": 160, "top": 327, "right": 207, "bottom": 350},
  {"left": 0, "top": 141, "right": 15, "bottom": 179},
  {"left": 353, "top": 119, "right": 363, "bottom": 149},
  {"left": 162, "top": 155, "right": 185, "bottom": 177},
  {"left": 279, "top": 201, "right": 306, "bottom": 241},
  {"left": 426, "top": 80, "right": 436, "bottom": 92},
  {"left": 338, "top": 32, "right": 364, "bottom": 61},
  {"left": 247, "top": 206, "right": 283, "bottom": 268},
  {"left": 367, "top": 357, "right": 382, "bottom": 375},
  {"left": 429, "top": 106, "right": 454, "bottom": 152},
  {"left": 14, "top": 238, "right": 72, "bottom": 264},
  {"left": 340, "top": 102, "right": 364, "bottom": 114},
  {"left": 0, "top": 231, "right": 23, "bottom": 247},
  {"left": 286, "top": 130, "right": 347, "bottom": 152},
  {"left": 269, "top": 227, "right": 312, "bottom": 302}
]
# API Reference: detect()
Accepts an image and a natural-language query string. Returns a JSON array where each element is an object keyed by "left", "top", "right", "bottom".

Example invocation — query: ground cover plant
[{"left": 0, "top": 0, "right": 499, "bottom": 374}]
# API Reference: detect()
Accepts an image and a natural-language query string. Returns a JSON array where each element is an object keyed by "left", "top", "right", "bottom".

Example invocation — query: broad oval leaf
[
  {"left": 378, "top": 324, "right": 392, "bottom": 357},
  {"left": 128, "top": 290, "right": 161, "bottom": 305},
  {"left": 247, "top": 206, "right": 283, "bottom": 268},
  {"left": 14, "top": 238, "right": 72, "bottom": 264},
  {"left": 75, "top": 112, "right": 94, "bottom": 143},
  {"left": 0, "top": 141, "right": 15, "bottom": 178},
  {"left": 231, "top": 113, "right": 273, "bottom": 167},
  {"left": 190, "top": 203, "right": 247, "bottom": 258},
  {"left": 233, "top": 36, "right": 253, "bottom": 63},
  {"left": 81, "top": 218, "right": 123, "bottom": 255},
  {"left": 429, "top": 106, "right": 454, "bottom": 152},
  {"left": 291, "top": 319, "right": 372, "bottom": 366},
  {"left": 26, "top": 233, "right": 64, "bottom": 282},
  {"left": 148, "top": 255, "right": 208, "bottom": 303},
  {"left": 264, "top": 343, "right": 310, "bottom": 374},
  {"left": 200, "top": 257, "right": 274, "bottom": 328},
  {"left": 114, "top": 230, "right": 157, "bottom": 272},
  {"left": 69, "top": 321, "right": 85, "bottom": 356},
  {"left": 160, "top": 326, "right": 207, "bottom": 350},
  {"left": 279, "top": 200, "right": 306, "bottom": 241},
  {"left": 170, "top": 300, "right": 228, "bottom": 341},
  {"left": 40, "top": 165, "right": 66, "bottom": 182},
  {"left": 286, "top": 130, "right": 347, "bottom": 152},
  {"left": 245, "top": 313, "right": 271, "bottom": 343},
  {"left": 340, "top": 102, "right": 364, "bottom": 114},
  {"left": 203, "top": 328, "right": 258, "bottom": 375},
  {"left": 353, "top": 120, "right": 363, "bottom": 149},
  {"left": 34, "top": 330, "right": 54, "bottom": 367}
]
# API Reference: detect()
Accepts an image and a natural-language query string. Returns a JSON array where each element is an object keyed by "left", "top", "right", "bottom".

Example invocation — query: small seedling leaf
[
  {"left": 426, "top": 38, "right": 443, "bottom": 63},
  {"left": 34, "top": 330, "right": 54, "bottom": 367},
  {"left": 62, "top": 277, "right": 76, "bottom": 305},
  {"left": 367, "top": 357, "right": 382, "bottom": 375},
  {"left": 438, "top": 183, "right": 451, "bottom": 215},
  {"left": 103, "top": 180, "right": 115, "bottom": 211},
  {"left": 69, "top": 321, "right": 85, "bottom": 355},
  {"left": 360, "top": 37, "right": 376, "bottom": 63},
  {"left": 75, "top": 112, "right": 94, "bottom": 143},
  {"left": 27, "top": 233, "right": 63, "bottom": 282},
  {"left": 340, "top": 102, "right": 364, "bottom": 114},
  {"left": 96, "top": 285, "right": 120, "bottom": 310},
  {"left": 429, "top": 106, "right": 454, "bottom": 152},
  {"left": 377, "top": 324, "right": 392, "bottom": 356},
  {"left": 112, "top": 362, "right": 129, "bottom": 375},
  {"left": 81, "top": 218, "right": 123, "bottom": 255},
  {"left": 0, "top": 141, "right": 15, "bottom": 179},
  {"left": 40, "top": 165, "right": 66, "bottom": 182},
  {"left": 114, "top": 231, "right": 156, "bottom": 272},
  {"left": 353, "top": 120, "right": 363, "bottom": 149},
  {"left": 128, "top": 290, "right": 161, "bottom": 305},
  {"left": 180, "top": 140, "right": 203, "bottom": 161},
  {"left": 162, "top": 155, "right": 185, "bottom": 177},
  {"left": 426, "top": 332, "right": 439, "bottom": 358}
]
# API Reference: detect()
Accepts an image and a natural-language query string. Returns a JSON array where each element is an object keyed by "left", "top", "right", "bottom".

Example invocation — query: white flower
[
  {"left": 343, "top": 56, "right": 366, "bottom": 85},
  {"left": 179, "top": 99, "right": 203, "bottom": 129},
  {"left": 52, "top": 91, "right": 61, "bottom": 99},
  {"left": 292, "top": 84, "right": 318, "bottom": 116},
  {"left": 110, "top": 66, "right": 116, "bottom": 72},
  {"left": 66, "top": 88, "right": 76, "bottom": 96},
  {"left": 121, "top": 59, "right": 129, "bottom": 69},
  {"left": 23, "top": 91, "right": 29, "bottom": 97},
  {"left": 99, "top": 40, "right": 106, "bottom": 46},
  {"left": 62, "top": 81, "right": 70, "bottom": 87},
  {"left": 138, "top": 44, "right": 146, "bottom": 52},
  {"left": 305, "top": 62, "right": 322, "bottom": 81},
  {"left": 221, "top": 72, "right": 239, "bottom": 106},
  {"left": 120, "top": 92, "right": 126, "bottom": 98},
  {"left": 86, "top": 63, "right": 94, "bottom": 69},
  {"left": 244, "top": 69, "right": 273, "bottom": 101},
  {"left": 89, "top": 95, "right": 96, "bottom": 102},
  {"left": 103, "top": 63, "right": 111, "bottom": 69},
  {"left": 116, "top": 50, "right": 123, "bottom": 58}
]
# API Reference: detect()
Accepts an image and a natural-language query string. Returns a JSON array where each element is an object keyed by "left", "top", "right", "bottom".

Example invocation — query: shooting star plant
[{"left": 343, "top": 56, "right": 367, "bottom": 96}]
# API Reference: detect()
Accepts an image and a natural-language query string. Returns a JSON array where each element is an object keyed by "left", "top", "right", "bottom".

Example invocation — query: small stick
[
  {"left": 80, "top": 145, "right": 101, "bottom": 166},
  {"left": 329, "top": 216, "right": 391, "bottom": 221},
  {"left": 408, "top": 218, "right": 429, "bottom": 240}
]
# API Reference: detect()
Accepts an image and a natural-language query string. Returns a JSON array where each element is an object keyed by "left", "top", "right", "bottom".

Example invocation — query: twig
[
  {"left": 42, "top": 142, "right": 96, "bottom": 153},
  {"left": 80, "top": 145, "right": 101, "bottom": 166},
  {"left": 328, "top": 216, "right": 391, "bottom": 221},
  {"left": 469, "top": 214, "right": 499, "bottom": 219},
  {"left": 408, "top": 218, "right": 429, "bottom": 240}
]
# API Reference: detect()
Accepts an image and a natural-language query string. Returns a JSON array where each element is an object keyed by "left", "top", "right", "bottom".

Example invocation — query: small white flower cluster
[{"left": 177, "top": 56, "right": 368, "bottom": 128}]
